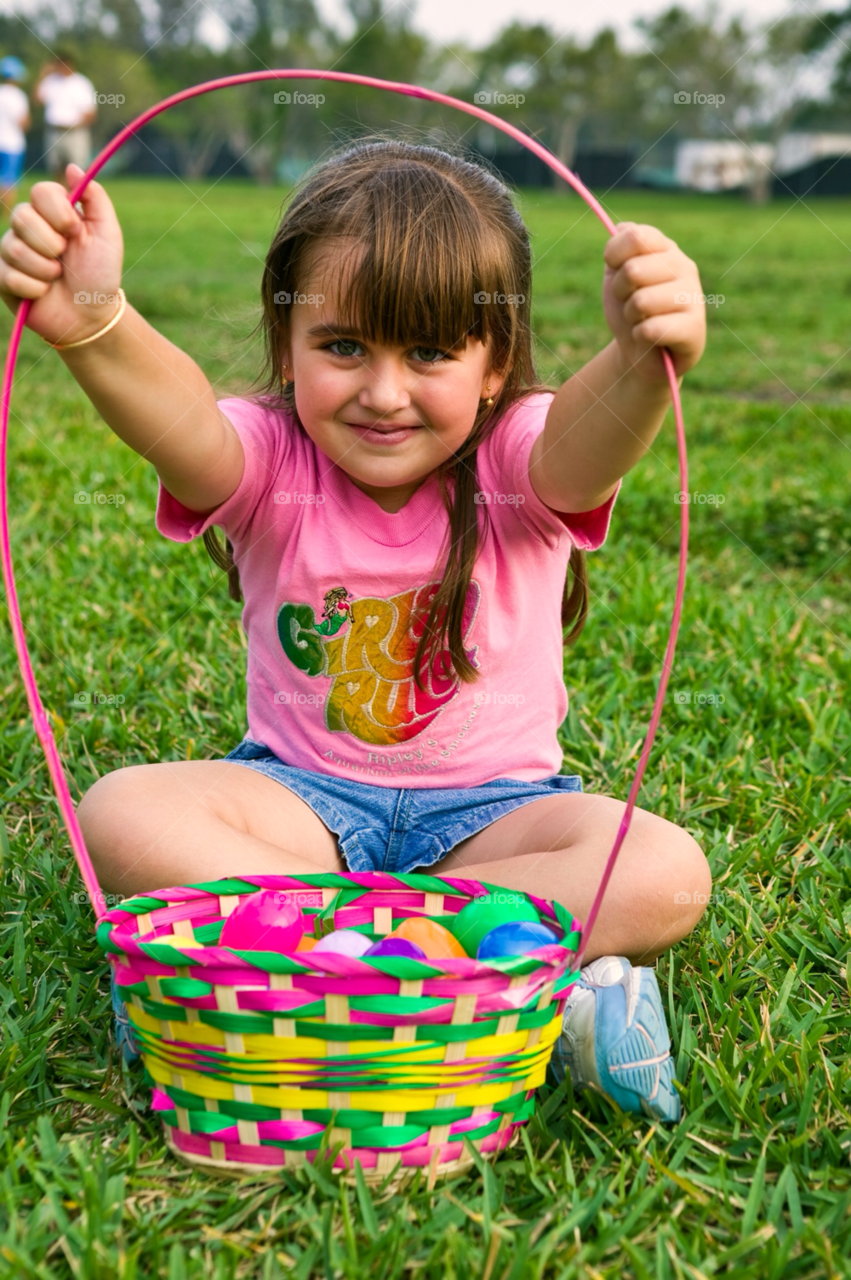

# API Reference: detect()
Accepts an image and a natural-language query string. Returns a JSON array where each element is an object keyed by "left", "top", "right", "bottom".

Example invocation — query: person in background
[
  {"left": 0, "top": 57, "right": 30, "bottom": 217},
  {"left": 35, "top": 51, "right": 96, "bottom": 180}
]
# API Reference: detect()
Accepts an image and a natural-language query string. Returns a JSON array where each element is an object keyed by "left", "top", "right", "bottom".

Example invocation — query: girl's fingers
[
  {"left": 0, "top": 260, "right": 53, "bottom": 300},
  {"left": 631, "top": 310, "right": 705, "bottom": 352},
  {"left": 609, "top": 252, "right": 681, "bottom": 300},
  {"left": 622, "top": 283, "right": 696, "bottom": 326},
  {"left": 604, "top": 223, "right": 673, "bottom": 270},
  {"left": 64, "top": 164, "right": 123, "bottom": 241},
  {"left": 0, "top": 230, "right": 64, "bottom": 282},
  {"left": 10, "top": 200, "right": 70, "bottom": 258},
  {"left": 28, "top": 179, "right": 84, "bottom": 240}
]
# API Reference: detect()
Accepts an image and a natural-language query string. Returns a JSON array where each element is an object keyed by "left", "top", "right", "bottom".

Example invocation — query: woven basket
[{"left": 97, "top": 870, "right": 580, "bottom": 1184}]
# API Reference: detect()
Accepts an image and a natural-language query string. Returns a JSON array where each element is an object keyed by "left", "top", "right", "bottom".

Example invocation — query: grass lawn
[{"left": 1, "top": 177, "right": 850, "bottom": 1278}]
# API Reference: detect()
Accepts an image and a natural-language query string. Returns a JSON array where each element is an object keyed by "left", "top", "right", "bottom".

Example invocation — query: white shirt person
[{"left": 35, "top": 53, "right": 97, "bottom": 179}]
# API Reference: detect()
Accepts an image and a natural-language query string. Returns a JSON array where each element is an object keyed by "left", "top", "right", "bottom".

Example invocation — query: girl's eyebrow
[{"left": 305, "top": 321, "right": 362, "bottom": 339}]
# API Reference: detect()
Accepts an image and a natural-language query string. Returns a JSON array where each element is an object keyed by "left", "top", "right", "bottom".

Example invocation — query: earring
[
  {"left": 483, "top": 384, "right": 494, "bottom": 406},
  {"left": 281, "top": 366, "right": 290, "bottom": 385}
]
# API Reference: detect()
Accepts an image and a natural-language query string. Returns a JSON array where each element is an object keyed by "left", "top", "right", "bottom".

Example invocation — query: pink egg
[
  {"left": 313, "top": 929, "right": 373, "bottom": 956},
  {"left": 218, "top": 891, "right": 302, "bottom": 952}
]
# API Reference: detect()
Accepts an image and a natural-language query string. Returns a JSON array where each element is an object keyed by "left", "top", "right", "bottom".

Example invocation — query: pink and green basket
[
  {"left": 0, "top": 69, "right": 690, "bottom": 1184},
  {"left": 99, "top": 871, "right": 581, "bottom": 1182}
]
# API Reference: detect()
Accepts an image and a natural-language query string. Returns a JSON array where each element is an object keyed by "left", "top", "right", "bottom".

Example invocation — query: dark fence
[
  {"left": 25, "top": 129, "right": 851, "bottom": 195},
  {"left": 22, "top": 126, "right": 253, "bottom": 180},
  {"left": 477, "top": 148, "right": 639, "bottom": 190},
  {"left": 774, "top": 156, "right": 851, "bottom": 197}
]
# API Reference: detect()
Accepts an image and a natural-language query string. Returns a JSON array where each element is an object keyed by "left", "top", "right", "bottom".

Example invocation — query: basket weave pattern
[{"left": 98, "top": 871, "right": 580, "bottom": 1182}]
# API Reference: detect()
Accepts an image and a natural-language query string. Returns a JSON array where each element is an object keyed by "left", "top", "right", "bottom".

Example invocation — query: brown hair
[{"left": 204, "top": 139, "right": 589, "bottom": 685}]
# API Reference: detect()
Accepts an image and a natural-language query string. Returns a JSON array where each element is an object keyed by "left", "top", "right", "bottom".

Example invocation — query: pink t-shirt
[{"left": 156, "top": 392, "right": 619, "bottom": 788}]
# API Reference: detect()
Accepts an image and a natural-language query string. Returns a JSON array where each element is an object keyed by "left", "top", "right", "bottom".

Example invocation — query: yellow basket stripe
[
  {"left": 145, "top": 1053, "right": 548, "bottom": 1112},
  {"left": 132, "top": 1010, "right": 562, "bottom": 1062}
]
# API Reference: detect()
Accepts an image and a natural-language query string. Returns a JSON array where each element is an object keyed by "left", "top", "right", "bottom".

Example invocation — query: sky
[
  {"left": 313, "top": 0, "right": 823, "bottom": 48},
  {"left": 0, "top": 0, "right": 829, "bottom": 58}
]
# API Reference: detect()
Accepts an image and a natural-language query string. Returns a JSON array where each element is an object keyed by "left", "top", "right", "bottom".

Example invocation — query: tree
[
  {"left": 633, "top": 5, "right": 770, "bottom": 198},
  {"left": 800, "top": 5, "right": 851, "bottom": 121},
  {"left": 465, "top": 23, "right": 642, "bottom": 192}
]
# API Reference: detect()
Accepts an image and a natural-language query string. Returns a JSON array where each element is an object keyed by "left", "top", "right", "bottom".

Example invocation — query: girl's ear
[{"left": 483, "top": 367, "right": 508, "bottom": 400}]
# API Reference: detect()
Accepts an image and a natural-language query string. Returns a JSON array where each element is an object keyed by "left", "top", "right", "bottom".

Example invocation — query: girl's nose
[{"left": 357, "top": 360, "right": 413, "bottom": 414}]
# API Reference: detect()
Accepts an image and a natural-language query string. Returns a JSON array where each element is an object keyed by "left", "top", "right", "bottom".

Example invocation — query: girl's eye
[
  {"left": 411, "top": 346, "right": 449, "bottom": 364},
  {"left": 327, "top": 339, "right": 364, "bottom": 358}
]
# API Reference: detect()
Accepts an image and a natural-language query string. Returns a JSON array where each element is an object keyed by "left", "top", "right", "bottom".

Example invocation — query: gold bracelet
[{"left": 52, "top": 288, "right": 127, "bottom": 350}]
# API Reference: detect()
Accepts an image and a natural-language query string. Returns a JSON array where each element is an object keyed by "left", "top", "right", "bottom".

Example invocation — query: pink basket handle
[{"left": 0, "top": 71, "right": 688, "bottom": 957}]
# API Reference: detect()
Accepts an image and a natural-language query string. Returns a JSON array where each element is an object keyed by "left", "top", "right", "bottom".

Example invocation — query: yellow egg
[{"left": 167, "top": 935, "right": 203, "bottom": 948}]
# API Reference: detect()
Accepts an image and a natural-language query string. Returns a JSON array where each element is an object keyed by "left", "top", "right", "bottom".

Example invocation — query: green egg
[{"left": 449, "top": 891, "right": 540, "bottom": 957}]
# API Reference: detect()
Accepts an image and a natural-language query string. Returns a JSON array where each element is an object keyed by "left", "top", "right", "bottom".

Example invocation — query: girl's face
[{"left": 284, "top": 245, "right": 506, "bottom": 512}]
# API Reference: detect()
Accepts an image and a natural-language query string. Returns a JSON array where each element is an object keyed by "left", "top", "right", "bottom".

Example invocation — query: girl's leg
[
  {"left": 436, "top": 792, "right": 711, "bottom": 964},
  {"left": 77, "top": 760, "right": 346, "bottom": 899}
]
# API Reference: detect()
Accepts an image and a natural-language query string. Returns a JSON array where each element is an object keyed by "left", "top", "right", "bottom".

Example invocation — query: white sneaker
[{"left": 551, "top": 955, "right": 681, "bottom": 1122}]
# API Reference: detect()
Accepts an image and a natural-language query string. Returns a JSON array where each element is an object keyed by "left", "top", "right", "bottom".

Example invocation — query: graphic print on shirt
[{"left": 276, "top": 581, "right": 481, "bottom": 746}]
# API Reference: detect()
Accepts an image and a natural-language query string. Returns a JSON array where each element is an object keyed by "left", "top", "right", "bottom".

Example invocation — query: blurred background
[{"left": 0, "top": 0, "right": 850, "bottom": 198}]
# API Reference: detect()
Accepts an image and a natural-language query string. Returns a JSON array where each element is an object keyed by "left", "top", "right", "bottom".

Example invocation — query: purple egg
[
  {"left": 476, "top": 921, "right": 559, "bottom": 960},
  {"left": 313, "top": 929, "right": 373, "bottom": 956},
  {"left": 365, "top": 937, "right": 427, "bottom": 959}
]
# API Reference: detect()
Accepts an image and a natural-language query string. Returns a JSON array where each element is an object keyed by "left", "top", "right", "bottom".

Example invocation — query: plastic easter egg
[
  {"left": 167, "top": 935, "right": 202, "bottom": 948},
  {"left": 218, "top": 891, "right": 302, "bottom": 952},
  {"left": 365, "top": 937, "right": 427, "bottom": 959},
  {"left": 313, "top": 929, "right": 372, "bottom": 956},
  {"left": 295, "top": 934, "right": 318, "bottom": 952},
  {"left": 449, "top": 891, "right": 539, "bottom": 957},
  {"left": 476, "top": 921, "right": 559, "bottom": 961},
  {"left": 390, "top": 917, "right": 468, "bottom": 959}
]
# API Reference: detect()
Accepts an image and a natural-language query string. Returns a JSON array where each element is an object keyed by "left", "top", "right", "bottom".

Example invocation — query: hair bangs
[{"left": 318, "top": 163, "right": 518, "bottom": 358}]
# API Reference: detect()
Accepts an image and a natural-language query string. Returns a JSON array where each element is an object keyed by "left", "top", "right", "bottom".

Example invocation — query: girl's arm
[
  {"left": 0, "top": 163, "right": 243, "bottom": 514},
  {"left": 529, "top": 222, "right": 706, "bottom": 514}
]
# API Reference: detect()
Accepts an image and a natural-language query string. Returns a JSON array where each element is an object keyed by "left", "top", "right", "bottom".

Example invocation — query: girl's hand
[
  {"left": 0, "top": 162, "right": 124, "bottom": 347},
  {"left": 603, "top": 222, "right": 706, "bottom": 382}
]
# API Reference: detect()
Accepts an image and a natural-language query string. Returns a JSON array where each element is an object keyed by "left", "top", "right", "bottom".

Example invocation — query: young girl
[{"left": 0, "top": 141, "right": 711, "bottom": 1121}]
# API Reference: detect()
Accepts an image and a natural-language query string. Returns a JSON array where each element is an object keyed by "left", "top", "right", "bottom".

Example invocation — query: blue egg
[{"left": 476, "top": 921, "right": 559, "bottom": 960}]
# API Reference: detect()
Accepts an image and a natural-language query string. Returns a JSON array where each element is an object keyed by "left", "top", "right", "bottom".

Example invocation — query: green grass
[{"left": 1, "top": 179, "right": 850, "bottom": 1278}]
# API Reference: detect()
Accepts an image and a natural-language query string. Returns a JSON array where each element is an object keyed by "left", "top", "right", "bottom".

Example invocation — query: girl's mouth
[{"left": 345, "top": 421, "right": 423, "bottom": 446}]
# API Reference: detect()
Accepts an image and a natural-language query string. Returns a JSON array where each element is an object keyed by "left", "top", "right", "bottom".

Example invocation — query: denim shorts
[{"left": 223, "top": 738, "right": 584, "bottom": 874}]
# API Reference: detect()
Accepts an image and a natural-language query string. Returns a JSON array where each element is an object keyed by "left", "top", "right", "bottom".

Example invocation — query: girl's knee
[
  {"left": 665, "top": 824, "right": 712, "bottom": 933},
  {"left": 77, "top": 766, "right": 150, "bottom": 855}
]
